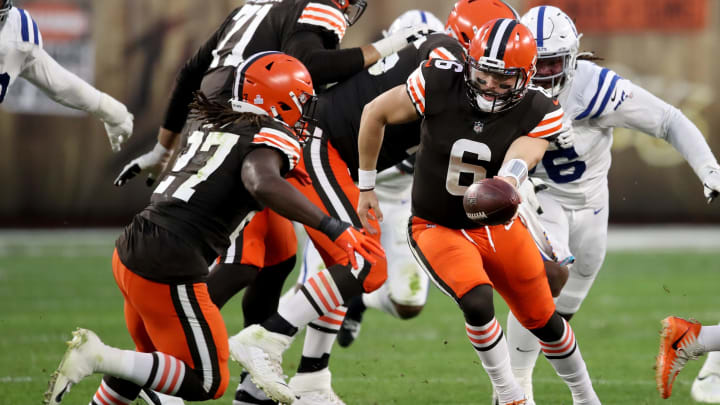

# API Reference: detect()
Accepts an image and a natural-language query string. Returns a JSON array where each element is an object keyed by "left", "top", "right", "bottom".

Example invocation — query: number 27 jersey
[{"left": 406, "top": 59, "right": 564, "bottom": 229}]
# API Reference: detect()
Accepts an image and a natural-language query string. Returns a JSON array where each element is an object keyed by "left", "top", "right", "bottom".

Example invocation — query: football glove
[
  {"left": 372, "top": 24, "right": 431, "bottom": 58},
  {"left": 104, "top": 114, "right": 134, "bottom": 153},
  {"left": 554, "top": 127, "right": 574, "bottom": 149},
  {"left": 318, "top": 216, "right": 385, "bottom": 269},
  {"left": 114, "top": 143, "right": 171, "bottom": 187},
  {"left": 702, "top": 165, "right": 720, "bottom": 204}
]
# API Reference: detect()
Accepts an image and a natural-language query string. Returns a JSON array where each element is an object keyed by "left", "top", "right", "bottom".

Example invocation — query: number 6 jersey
[{"left": 407, "top": 59, "right": 563, "bottom": 229}]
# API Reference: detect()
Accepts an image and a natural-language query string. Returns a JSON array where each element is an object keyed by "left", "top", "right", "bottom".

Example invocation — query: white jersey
[
  {"left": 532, "top": 60, "right": 718, "bottom": 210},
  {"left": 0, "top": 7, "right": 42, "bottom": 102}
]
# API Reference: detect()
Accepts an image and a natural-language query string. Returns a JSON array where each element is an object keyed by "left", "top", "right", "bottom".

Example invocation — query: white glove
[
  {"left": 372, "top": 24, "right": 431, "bottom": 58},
  {"left": 518, "top": 178, "right": 542, "bottom": 215},
  {"left": 554, "top": 127, "right": 575, "bottom": 149},
  {"left": 701, "top": 165, "right": 720, "bottom": 203},
  {"left": 104, "top": 113, "right": 134, "bottom": 152},
  {"left": 114, "top": 143, "right": 171, "bottom": 187}
]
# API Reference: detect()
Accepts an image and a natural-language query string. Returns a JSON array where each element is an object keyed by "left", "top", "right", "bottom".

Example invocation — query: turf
[{"left": 1, "top": 247, "right": 718, "bottom": 405}]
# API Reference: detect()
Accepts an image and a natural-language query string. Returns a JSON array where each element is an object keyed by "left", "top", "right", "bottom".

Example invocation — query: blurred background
[{"left": 1, "top": 0, "right": 719, "bottom": 227}]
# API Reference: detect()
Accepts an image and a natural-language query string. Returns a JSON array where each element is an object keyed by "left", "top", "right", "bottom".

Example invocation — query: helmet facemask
[
  {"left": 333, "top": 0, "right": 367, "bottom": 26},
  {"left": 290, "top": 91, "right": 319, "bottom": 143},
  {"left": 534, "top": 44, "right": 578, "bottom": 97},
  {"left": 466, "top": 55, "right": 531, "bottom": 113}
]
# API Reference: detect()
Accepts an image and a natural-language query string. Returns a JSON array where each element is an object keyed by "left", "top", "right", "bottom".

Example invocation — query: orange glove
[{"left": 318, "top": 216, "right": 385, "bottom": 269}]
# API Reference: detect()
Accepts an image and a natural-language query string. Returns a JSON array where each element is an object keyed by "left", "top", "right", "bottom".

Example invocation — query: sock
[
  {"left": 90, "top": 376, "right": 140, "bottom": 405},
  {"left": 206, "top": 263, "right": 258, "bottom": 309},
  {"left": 540, "top": 318, "right": 599, "bottom": 404},
  {"left": 699, "top": 351, "right": 720, "bottom": 377},
  {"left": 466, "top": 318, "right": 525, "bottom": 403},
  {"left": 297, "top": 307, "right": 346, "bottom": 372},
  {"left": 699, "top": 325, "right": 720, "bottom": 351},
  {"left": 361, "top": 284, "right": 400, "bottom": 318},
  {"left": 506, "top": 311, "right": 540, "bottom": 399},
  {"left": 94, "top": 346, "right": 154, "bottom": 385},
  {"left": 276, "top": 269, "right": 345, "bottom": 331}
]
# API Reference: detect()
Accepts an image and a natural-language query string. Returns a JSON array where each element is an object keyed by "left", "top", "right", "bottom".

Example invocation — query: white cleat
[
  {"left": 138, "top": 388, "right": 186, "bottom": 405},
  {"left": 289, "top": 369, "right": 346, "bottom": 405},
  {"left": 43, "top": 328, "right": 104, "bottom": 405},
  {"left": 692, "top": 373, "right": 720, "bottom": 403},
  {"left": 229, "top": 325, "right": 295, "bottom": 404}
]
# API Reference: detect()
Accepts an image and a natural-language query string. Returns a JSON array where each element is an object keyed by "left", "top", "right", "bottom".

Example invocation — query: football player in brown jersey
[
  {"left": 356, "top": 19, "right": 601, "bottom": 405},
  {"left": 43, "top": 52, "right": 383, "bottom": 405}
]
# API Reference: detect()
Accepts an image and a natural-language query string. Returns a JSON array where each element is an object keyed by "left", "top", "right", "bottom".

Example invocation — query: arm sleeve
[
  {"left": 20, "top": 47, "right": 129, "bottom": 124},
  {"left": 594, "top": 81, "right": 719, "bottom": 180},
  {"left": 283, "top": 31, "right": 364, "bottom": 85},
  {"left": 161, "top": 11, "right": 238, "bottom": 132}
]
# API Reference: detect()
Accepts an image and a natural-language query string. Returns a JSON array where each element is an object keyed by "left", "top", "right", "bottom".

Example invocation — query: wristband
[
  {"left": 358, "top": 169, "right": 377, "bottom": 191},
  {"left": 498, "top": 158, "right": 528, "bottom": 187},
  {"left": 318, "top": 216, "right": 348, "bottom": 241}
]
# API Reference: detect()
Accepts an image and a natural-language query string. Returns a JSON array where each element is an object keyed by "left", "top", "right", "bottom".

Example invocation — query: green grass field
[{"left": 1, "top": 236, "right": 719, "bottom": 405}]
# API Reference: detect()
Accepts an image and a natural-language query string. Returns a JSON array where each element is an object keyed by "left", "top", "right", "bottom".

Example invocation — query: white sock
[
  {"left": 466, "top": 319, "right": 525, "bottom": 403},
  {"left": 699, "top": 325, "right": 720, "bottom": 352},
  {"left": 97, "top": 345, "right": 154, "bottom": 384},
  {"left": 506, "top": 311, "right": 540, "bottom": 399},
  {"left": 699, "top": 351, "right": 720, "bottom": 377},
  {"left": 361, "top": 284, "right": 400, "bottom": 318},
  {"left": 278, "top": 269, "right": 343, "bottom": 328},
  {"left": 303, "top": 307, "right": 346, "bottom": 358},
  {"left": 540, "top": 319, "right": 599, "bottom": 405}
]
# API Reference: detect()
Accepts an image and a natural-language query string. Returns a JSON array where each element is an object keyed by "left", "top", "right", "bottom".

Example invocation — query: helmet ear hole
[
  {"left": 461, "top": 32, "right": 471, "bottom": 44},
  {"left": 278, "top": 103, "right": 293, "bottom": 111}
]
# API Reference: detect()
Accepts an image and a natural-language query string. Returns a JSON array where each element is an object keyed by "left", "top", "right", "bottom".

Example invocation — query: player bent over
[
  {"left": 357, "top": 19, "right": 600, "bottom": 405},
  {"left": 43, "top": 52, "right": 383, "bottom": 405}
]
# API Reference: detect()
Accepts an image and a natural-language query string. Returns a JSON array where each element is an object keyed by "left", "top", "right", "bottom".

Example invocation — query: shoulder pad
[
  {"left": 297, "top": 1, "right": 348, "bottom": 43},
  {"left": 8, "top": 8, "right": 42, "bottom": 46},
  {"left": 573, "top": 61, "right": 624, "bottom": 121}
]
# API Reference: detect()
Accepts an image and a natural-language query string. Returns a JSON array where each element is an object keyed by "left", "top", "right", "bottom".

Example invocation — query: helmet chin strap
[{"left": 230, "top": 99, "right": 269, "bottom": 116}]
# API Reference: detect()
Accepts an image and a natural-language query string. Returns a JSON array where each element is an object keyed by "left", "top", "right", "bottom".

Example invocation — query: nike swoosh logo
[
  {"left": 552, "top": 99, "right": 559, "bottom": 106},
  {"left": 671, "top": 329, "right": 689, "bottom": 351},
  {"left": 696, "top": 373, "right": 720, "bottom": 381},
  {"left": 593, "top": 208, "right": 603, "bottom": 215},
  {"left": 515, "top": 347, "right": 535, "bottom": 353}
]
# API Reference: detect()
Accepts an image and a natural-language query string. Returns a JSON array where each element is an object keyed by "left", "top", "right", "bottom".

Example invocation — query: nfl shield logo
[{"left": 473, "top": 121, "right": 484, "bottom": 133}]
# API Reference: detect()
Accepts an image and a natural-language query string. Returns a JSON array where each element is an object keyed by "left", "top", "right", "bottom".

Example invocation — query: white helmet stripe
[{"left": 487, "top": 19, "right": 514, "bottom": 60}]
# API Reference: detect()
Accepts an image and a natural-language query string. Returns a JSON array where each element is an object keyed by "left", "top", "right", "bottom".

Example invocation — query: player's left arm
[
  {"left": 242, "top": 147, "right": 384, "bottom": 268},
  {"left": 21, "top": 47, "right": 132, "bottom": 152},
  {"left": 594, "top": 80, "right": 720, "bottom": 201}
]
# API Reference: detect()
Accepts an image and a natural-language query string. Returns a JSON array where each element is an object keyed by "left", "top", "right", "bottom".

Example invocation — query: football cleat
[
  {"left": 691, "top": 373, "right": 720, "bottom": 403},
  {"left": 289, "top": 368, "right": 346, "bottom": 405},
  {"left": 656, "top": 316, "right": 705, "bottom": 399},
  {"left": 229, "top": 325, "right": 295, "bottom": 404},
  {"left": 502, "top": 396, "right": 534, "bottom": 405},
  {"left": 138, "top": 388, "right": 186, "bottom": 405},
  {"left": 234, "top": 371, "right": 278, "bottom": 405},
  {"left": 43, "top": 328, "right": 104, "bottom": 405}
]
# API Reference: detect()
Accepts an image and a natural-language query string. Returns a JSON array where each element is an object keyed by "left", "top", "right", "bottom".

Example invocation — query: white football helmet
[
  {"left": 520, "top": 5, "right": 581, "bottom": 96},
  {"left": 383, "top": 9, "right": 445, "bottom": 37}
]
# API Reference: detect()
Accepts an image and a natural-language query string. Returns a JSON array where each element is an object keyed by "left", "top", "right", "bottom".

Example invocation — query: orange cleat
[{"left": 656, "top": 316, "right": 705, "bottom": 399}]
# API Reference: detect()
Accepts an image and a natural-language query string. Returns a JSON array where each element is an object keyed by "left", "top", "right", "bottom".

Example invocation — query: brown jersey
[
  {"left": 116, "top": 116, "right": 302, "bottom": 283},
  {"left": 406, "top": 59, "right": 563, "bottom": 229},
  {"left": 316, "top": 33, "right": 465, "bottom": 177}
]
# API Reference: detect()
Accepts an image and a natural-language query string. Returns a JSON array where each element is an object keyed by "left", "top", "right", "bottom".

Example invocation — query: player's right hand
[
  {"left": 104, "top": 113, "right": 134, "bottom": 153},
  {"left": 114, "top": 143, "right": 170, "bottom": 187},
  {"left": 372, "top": 23, "right": 432, "bottom": 58},
  {"left": 357, "top": 189, "right": 383, "bottom": 235}
]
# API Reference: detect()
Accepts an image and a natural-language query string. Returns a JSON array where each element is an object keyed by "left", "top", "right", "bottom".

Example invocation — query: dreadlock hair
[
  {"left": 189, "top": 91, "right": 263, "bottom": 130},
  {"left": 577, "top": 52, "right": 603, "bottom": 62}
]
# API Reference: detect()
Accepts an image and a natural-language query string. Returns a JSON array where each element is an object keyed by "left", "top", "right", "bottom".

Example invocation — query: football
[{"left": 463, "top": 178, "right": 521, "bottom": 226}]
